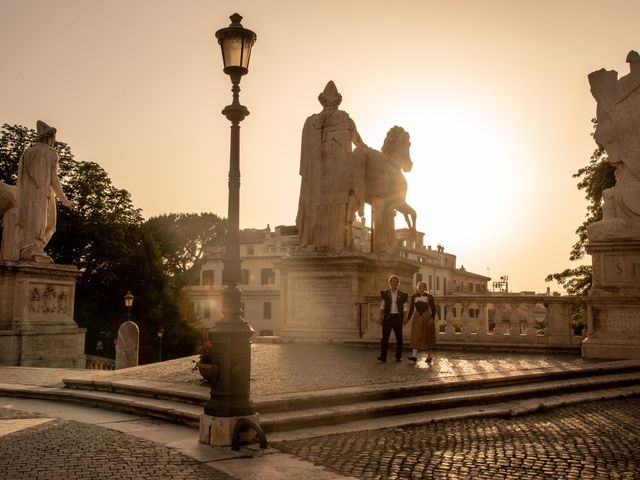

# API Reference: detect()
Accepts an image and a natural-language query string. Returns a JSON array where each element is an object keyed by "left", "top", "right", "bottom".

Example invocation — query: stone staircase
[{"left": 4, "top": 359, "right": 633, "bottom": 434}]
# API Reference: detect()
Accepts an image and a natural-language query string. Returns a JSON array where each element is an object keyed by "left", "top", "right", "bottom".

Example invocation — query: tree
[
  {"left": 145, "top": 212, "right": 226, "bottom": 283},
  {"left": 0, "top": 123, "right": 202, "bottom": 362},
  {"left": 545, "top": 120, "right": 616, "bottom": 295}
]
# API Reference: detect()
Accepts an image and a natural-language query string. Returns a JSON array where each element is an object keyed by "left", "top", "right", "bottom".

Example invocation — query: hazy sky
[{"left": 1, "top": 1, "right": 638, "bottom": 293}]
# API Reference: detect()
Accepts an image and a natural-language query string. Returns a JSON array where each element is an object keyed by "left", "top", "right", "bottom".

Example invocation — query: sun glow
[{"left": 390, "top": 97, "right": 525, "bottom": 252}]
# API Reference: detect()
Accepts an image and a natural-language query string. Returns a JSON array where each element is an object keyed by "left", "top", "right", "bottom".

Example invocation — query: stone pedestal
[
  {"left": 0, "top": 260, "right": 85, "bottom": 367},
  {"left": 199, "top": 413, "right": 260, "bottom": 447},
  {"left": 276, "top": 251, "right": 418, "bottom": 341},
  {"left": 582, "top": 241, "right": 640, "bottom": 359},
  {"left": 115, "top": 320, "right": 139, "bottom": 369}
]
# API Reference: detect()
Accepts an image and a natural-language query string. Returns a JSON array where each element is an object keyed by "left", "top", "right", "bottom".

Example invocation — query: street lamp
[
  {"left": 124, "top": 291, "right": 134, "bottom": 318},
  {"left": 202, "top": 13, "right": 261, "bottom": 438},
  {"left": 157, "top": 328, "right": 164, "bottom": 362}
]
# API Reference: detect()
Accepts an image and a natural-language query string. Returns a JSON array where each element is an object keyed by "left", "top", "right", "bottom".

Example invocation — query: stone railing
[
  {"left": 359, "top": 294, "right": 584, "bottom": 350},
  {"left": 85, "top": 354, "right": 115, "bottom": 370}
]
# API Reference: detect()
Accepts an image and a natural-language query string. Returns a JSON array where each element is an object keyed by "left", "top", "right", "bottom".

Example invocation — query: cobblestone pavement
[
  {"left": 0, "top": 407, "right": 234, "bottom": 480},
  {"left": 274, "top": 398, "right": 640, "bottom": 480},
  {"left": 6, "top": 344, "right": 591, "bottom": 396}
]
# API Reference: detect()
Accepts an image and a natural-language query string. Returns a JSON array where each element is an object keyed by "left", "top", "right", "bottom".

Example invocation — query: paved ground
[
  {"left": 0, "top": 343, "right": 596, "bottom": 396},
  {"left": 0, "top": 343, "right": 637, "bottom": 479},
  {"left": 275, "top": 397, "right": 640, "bottom": 480},
  {"left": 0, "top": 406, "right": 234, "bottom": 480}
]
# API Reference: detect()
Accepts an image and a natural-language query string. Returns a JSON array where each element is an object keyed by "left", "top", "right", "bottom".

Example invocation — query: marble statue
[
  {"left": 296, "top": 81, "right": 367, "bottom": 251},
  {"left": 0, "top": 121, "right": 76, "bottom": 263},
  {"left": 587, "top": 51, "right": 640, "bottom": 241},
  {"left": 359, "top": 126, "right": 416, "bottom": 255},
  {"left": 296, "top": 82, "right": 417, "bottom": 254}
]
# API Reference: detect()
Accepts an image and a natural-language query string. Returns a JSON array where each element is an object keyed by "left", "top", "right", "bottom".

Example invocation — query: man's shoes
[
  {"left": 396, "top": 358, "right": 402, "bottom": 362},
  {"left": 407, "top": 356, "right": 417, "bottom": 363},
  {"left": 377, "top": 356, "right": 386, "bottom": 363},
  {"left": 426, "top": 355, "right": 433, "bottom": 364}
]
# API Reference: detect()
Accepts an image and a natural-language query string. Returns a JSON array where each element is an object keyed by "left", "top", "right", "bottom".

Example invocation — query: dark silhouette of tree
[{"left": 0, "top": 123, "right": 202, "bottom": 362}]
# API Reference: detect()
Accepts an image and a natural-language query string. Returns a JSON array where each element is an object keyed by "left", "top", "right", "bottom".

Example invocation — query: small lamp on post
[
  {"left": 201, "top": 13, "right": 266, "bottom": 449},
  {"left": 157, "top": 328, "right": 164, "bottom": 362},
  {"left": 124, "top": 291, "right": 134, "bottom": 318}
]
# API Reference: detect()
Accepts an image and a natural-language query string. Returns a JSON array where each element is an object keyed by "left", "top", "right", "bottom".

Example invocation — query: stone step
[
  {"left": 1, "top": 363, "right": 639, "bottom": 434},
  {"left": 257, "top": 371, "right": 640, "bottom": 432},
  {"left": 61, "top": 359, "right": 640, "bottom": 413}
]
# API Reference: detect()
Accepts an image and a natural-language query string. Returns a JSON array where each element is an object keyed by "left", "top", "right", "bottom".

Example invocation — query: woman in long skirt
[{"left": 407, "top": 281, "right": 437, "bottom": 363}]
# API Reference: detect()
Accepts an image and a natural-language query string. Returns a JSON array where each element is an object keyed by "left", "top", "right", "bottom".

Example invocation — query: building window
[
  {"left": 428, "top": 275, "right": 433, "bottom": 290},
  {"left": 246, "top": 245, "right": 254, "bottom": 255},
  {"left": 202, "top": 270, "right": 214, "bottom": 286},
  {"left": 263, "top": 301, "right": 272, "bottom": 320},
  {"left": 436, "top": 276, "right": 440, "bottom": 290},
  {"left": 240, "top": 269, "right": 249, "bottom": 285},
  {"left": 261, "top": 268, "right": 275, "bottom": 285},
  {"left": 203, "top": 301, "right": 211, "bottom": 319},
  {"left": 415, "top": 272, "right": 423, "bottom": 283}
]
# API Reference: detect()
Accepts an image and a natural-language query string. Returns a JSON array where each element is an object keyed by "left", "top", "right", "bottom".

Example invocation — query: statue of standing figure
[
  {"left": 296, "top": 81, "right": 416, "bottom": 254},
  {"left": 587, "top": 51, "right": 640, "bottom": 241},
  {"left": 0, "top": 120, "right": 76, "bottom": 263},
  {"left": 296, "top": 81, "right": 367, "bottom": 251}
]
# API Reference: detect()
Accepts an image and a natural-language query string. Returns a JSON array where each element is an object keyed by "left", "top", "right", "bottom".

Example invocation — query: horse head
[{"left": 381, "top": 126, "right": 413, "bottom": 172}]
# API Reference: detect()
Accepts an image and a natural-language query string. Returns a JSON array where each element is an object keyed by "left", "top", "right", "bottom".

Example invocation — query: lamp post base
[{"left": 199, "top": 413, "right": 266, "bottom": 449}]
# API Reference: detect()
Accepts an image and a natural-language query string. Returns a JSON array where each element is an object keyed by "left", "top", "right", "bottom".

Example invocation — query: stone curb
[
  {"left": 2, "top": 362, "right": 639, "bottom": 433},
  {"left": 62, "top": 359, "right": 640, "bottom": 412}
]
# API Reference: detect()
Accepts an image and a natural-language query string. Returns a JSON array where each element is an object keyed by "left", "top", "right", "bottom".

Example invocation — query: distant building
[
  {"left": 185, "top": 224, "right": 489, "bottom": 333},
  {"left": 395, "top": 229, "right": 490, "bottom": 295}
]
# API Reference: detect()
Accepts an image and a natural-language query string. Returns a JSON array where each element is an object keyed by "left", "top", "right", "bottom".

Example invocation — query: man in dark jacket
[{"left": 378, "top": 275, "right": 409, "bottom": 362}]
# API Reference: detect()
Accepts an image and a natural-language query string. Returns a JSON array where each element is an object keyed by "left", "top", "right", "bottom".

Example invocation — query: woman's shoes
[
  {"left": 426, "top": 355, "right": 433, "bottom": 364},
  {"left": 407, "top": 356, "right": 418, "bottom": 363}
]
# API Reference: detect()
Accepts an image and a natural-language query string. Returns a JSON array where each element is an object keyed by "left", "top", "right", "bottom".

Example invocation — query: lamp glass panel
[
  {"left": 221, "top": 36, "right": 244, "bottom": 68},
  {"left": 241, "top": 40, "right": 252, "bottom": 69}
]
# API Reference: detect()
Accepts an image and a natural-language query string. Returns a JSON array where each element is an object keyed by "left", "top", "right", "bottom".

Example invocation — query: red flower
[{"left": 197, "top": 340, "right": 212, "bottom": 364}]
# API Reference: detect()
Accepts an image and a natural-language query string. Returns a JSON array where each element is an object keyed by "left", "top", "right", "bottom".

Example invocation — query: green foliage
[
  {"left": 145, "top": 212, "right": 226, "bottom": 283},
  {"left": 0, "top": 123, "right": 202, "bottom": 363},
  {"left": 546, "top": 120, "right": 616, "bottom": 293},
  {"left": 545, "top": 265, "right": 593, "bottom": 296},
  {"left": 571, "top": 304, "right": 585, "bottom": 335}
]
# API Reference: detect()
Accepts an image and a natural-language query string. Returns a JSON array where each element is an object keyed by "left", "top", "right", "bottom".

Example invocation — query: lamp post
[
  {"left": 124, "top": 291, "right": 134, "bottom": 318},
  {"left": 204, "top": 13, "right": 257, "bottom": 420},
  {"left": 157, "top": 328, "right": 164, "bottom": 362}
]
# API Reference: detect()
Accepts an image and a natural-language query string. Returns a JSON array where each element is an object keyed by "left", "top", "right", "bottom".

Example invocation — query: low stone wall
[
  {"left": 357, "top": 294, "right": 584, "bottom": 351},
  {"left": 85, "top": 354, "right": 115, "bottom": 370}
]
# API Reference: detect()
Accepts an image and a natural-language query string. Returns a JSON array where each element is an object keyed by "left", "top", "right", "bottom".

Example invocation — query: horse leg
[
  {"left": 371, "top": 197, "right": 388, "bottom": 254},
  {"left": 397, "top": 202, "right": 417, "bottom": 231}
]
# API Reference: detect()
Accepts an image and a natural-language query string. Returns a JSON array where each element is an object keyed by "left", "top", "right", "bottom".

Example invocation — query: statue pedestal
[
  {"left": 582, "top": 241, "right": 640, "bottom": 359},
  {"left": 277, "top": 252, "right": 418, "bottom": 341},
  {"left": 0, "top": 261, "right": 86, "bottom": 367}
]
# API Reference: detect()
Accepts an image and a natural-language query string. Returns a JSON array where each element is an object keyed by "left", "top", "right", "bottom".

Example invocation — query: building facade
[{"left": 186, "top": 224, "right": 489, "bottom": 334}]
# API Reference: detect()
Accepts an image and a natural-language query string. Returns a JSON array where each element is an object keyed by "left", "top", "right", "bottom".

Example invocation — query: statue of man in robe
[
  {"left": 295, "top": 81, "right": 366, "bottom": 250},
  {"left": 0, "top": 120, "right": 76, "bottom": 263},
  {"left": 587, "top": 51, "right": 640, "bottom": 241}
]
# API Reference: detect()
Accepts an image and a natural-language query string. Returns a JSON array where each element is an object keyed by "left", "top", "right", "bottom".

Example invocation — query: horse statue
[{"left": 355, "top": 126, "right": 416, "bottom": 254}]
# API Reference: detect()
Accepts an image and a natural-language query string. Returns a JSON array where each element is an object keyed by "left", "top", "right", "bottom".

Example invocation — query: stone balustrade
[
  {"left": 360, "top": 294, "right": 585, "bottom": 350},
  {"left": 85, "top": 354, "right": 115, "bottom": 370}
]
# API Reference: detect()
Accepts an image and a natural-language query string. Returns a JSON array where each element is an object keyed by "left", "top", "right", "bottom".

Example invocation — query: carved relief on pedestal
[{"left": 28, "top": 285, "right": 70, "bottom": 314}]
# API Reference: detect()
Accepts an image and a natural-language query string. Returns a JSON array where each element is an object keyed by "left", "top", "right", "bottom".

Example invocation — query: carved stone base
[
  {"left": 199, "top": 413, "right": 260, "bottom": 447},
  {"left": 583, "top": 241, "right": 640, "bottom": 359},
  {"left": 0, "top": 260, "right": 85, "bottom": 367},
  {"left": 277, "top": 252, "right": 418, "bottom": 340}
]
